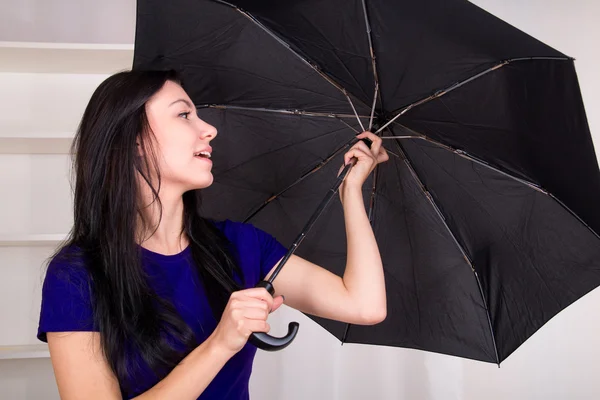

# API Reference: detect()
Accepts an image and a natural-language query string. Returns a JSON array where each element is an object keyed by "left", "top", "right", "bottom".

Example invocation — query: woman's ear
[{"left": 136, "top": 140, "right": 144, "bottom": 157}]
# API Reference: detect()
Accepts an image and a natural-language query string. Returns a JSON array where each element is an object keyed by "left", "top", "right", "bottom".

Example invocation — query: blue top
[{"left": 37, "top": 219, "right": 288, "bottom": 399}]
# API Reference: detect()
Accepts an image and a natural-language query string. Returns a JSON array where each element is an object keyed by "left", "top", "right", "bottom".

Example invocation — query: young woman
[{"left": 37, "top": 70, "right": 389, "bottom": 399}]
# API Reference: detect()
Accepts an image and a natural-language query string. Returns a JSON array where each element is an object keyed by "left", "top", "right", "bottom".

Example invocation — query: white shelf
[
  {"left": 0, "top": 136, "right": 73, "bottom": 154},
  {"left": 0, "top": 41, "right": 134, "bottom": 74},
  {"left": 0, "top": 344, "right": 49, "bottom": 360},
  {"left": 0, "top": 234, "right": 67, "bottom": 247}
]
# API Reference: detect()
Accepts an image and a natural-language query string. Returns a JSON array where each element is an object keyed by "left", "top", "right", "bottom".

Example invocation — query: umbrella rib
[
  {"left": 368, "top": 83, "right": 379, "bottom": 131},
  {"left": 339, "top": 117, "right": 402, "bottom": 159},
  {"left": 242, "top": 133, "right": 359, "bottom": 223},
  {"left": 391, "top": 134, "right": 501, "bottom": 365},
  {"left": 338, "top": 117, "right": 362, "bottom": 133},
  {"left": 346, "top": 97, "right": 366, "bottom": 131},
  {"left": 367, "top": 164, "right": 380, "bottom": 223},
  {"left": 198, "top": 104, "right": 371, "bottom": 120},
  {"left": 212, "top": 0, "right": 371, "bottom": 124},
  {"left": 375, "top": 61, "right": 509, "bottom": 134},
  {"left": 361, "top": 0, "right": 384, "bottom": 115},
  {"left": 375, "top": 56, "right": 572, "bottom": 135},
  {"left": 384, "top": 122, "right": 549, "bottom": 195}
]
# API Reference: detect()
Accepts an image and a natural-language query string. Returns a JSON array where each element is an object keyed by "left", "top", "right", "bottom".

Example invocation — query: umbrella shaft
[{"left": 267, "top": 158, "right": 357, "bottom": 283}]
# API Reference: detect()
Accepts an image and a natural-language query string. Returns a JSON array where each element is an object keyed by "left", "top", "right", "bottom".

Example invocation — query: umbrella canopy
[{"left": 132, "top": 0, "right": 600, "bottom": 364}]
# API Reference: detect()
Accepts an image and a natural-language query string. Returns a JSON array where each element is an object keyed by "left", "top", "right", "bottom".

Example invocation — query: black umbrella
[{"left": 132, "top": 0, "right": 600, "bottom": 364}]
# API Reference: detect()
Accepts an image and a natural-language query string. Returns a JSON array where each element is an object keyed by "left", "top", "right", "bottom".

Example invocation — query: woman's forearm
[
  {"left": 133, "top": 334, "right": 234, "bottom": 400},
  {"left": 340, "top": 183, "right": 387, "bottom": 323}
]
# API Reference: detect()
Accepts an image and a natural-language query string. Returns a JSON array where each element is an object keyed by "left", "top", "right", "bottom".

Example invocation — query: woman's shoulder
[
  {"left": 38, "top": 243, "right": 95, "bottom": 342},
  {"left": 208, "top": 218, "right": 288, "bottom": 279},
  {"left": 41, "top": 243, "right": 94, "bottom": 309},
  {"left": 44, "top": 243, "right": 90, "bottom": 283}
]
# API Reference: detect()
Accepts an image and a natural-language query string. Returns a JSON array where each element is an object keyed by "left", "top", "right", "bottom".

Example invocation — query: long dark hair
[{"left": 53, "top": 70, "right": 244, "bottom": 390}]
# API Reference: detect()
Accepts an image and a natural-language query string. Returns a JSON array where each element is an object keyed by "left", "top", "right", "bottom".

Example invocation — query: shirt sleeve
[
  {"left": 252, "top": 225, "right": 288, "bottom": 281},
  {"left": 37, "top": 250, "right": 96, "bottom": 342}
]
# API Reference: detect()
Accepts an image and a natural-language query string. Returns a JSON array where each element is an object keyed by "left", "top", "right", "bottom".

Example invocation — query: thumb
[{"left": 270, "top": 295, "right": 285, "bottom": 313}]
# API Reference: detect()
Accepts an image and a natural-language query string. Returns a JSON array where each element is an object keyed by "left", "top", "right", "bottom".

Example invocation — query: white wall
[
  {"left": 0, "top": 1, "right": 598, "bottom": 399},
  {"left": 0, "top": 0, "right": 135, "bottom": 44}
]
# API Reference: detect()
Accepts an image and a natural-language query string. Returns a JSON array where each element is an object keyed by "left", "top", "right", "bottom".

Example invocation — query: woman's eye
[{"left": 179, "top": 111, "right": 191, "bottom": 119}]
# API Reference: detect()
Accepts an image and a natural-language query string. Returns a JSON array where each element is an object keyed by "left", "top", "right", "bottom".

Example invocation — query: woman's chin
[{"left": 186, "top": 176, "right": 214, "bottom": 191}]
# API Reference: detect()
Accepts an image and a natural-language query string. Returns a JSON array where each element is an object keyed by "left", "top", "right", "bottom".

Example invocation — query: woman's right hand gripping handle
[{"left": 210, "top": 287, "right": 285, "bottom": 355}]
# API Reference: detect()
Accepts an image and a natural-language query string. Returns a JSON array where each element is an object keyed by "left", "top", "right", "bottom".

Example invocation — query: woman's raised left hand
[{"left": 338, "top": 131, "right": 389, "bottom": 191}]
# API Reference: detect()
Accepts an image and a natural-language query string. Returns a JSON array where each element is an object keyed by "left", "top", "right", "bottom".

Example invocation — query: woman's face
[{"left": 144, "top": 80, "right": 217, "bottom": 193}]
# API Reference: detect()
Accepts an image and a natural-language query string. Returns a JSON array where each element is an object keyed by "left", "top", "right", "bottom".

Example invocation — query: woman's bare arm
[
  {"left": 48, "top": 331, "right": 232, "bottom": 400},
  {"left": 47, "top": 286, "right": 281, "bottom": 399},
  {"left": 265, "top": 132, "right": 388, "bottom": 325}
]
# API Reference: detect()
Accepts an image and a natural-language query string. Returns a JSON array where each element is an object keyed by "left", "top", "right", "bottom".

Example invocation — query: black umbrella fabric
[{"left": 132, "top": 0, "right": 600, "bottom": 364}]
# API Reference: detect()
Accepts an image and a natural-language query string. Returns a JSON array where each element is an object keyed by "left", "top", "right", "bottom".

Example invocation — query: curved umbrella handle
[
  {"left": 248, "top": 280, "right": 300, "bottom": 351},
  {"left": 249, "top": 322, "right": 300, "bottom": 351}
]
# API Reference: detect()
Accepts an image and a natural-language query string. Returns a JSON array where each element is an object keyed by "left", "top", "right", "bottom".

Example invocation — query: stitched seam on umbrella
[
  {"left": 291, "top": 35, "right": 372, "bottom": 59},
  {"left": 178, "top": 63, "right": 353, "bottom": 106},
  {"left": 417, "top": 146, "right": 563, "bottom": 310},
  {"left": 292, "top": 14, "right": 371, "bottom": 102},
  {"left": 209, "top": 0, "right": 371, "bottom": 113},
  {"left": 393, "top": 136, "right": 500, "bottom": 363},
  {"left": 392, "top": 149, "right": 422, "bottom": 335},
  {"left": 497, "top": 284, "right": 519, "bottom": 356}
]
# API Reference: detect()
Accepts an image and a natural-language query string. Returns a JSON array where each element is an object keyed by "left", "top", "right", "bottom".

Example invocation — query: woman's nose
[{"left": 199, "top": 121, "right": 218, "bottom": 141}]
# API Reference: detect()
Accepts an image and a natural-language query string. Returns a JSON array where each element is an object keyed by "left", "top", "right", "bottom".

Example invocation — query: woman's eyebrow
[{"left": 169, "top": 99, "right": 193, "bottom": 108}]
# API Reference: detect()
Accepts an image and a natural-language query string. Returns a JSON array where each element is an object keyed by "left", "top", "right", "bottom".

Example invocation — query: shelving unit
[
  {"left": 0, "top": 6, "right": 136, "bottom": 398},
  {"left": 0, "top": 41, "right": 134, "bottom": 74},
  {"left": 0, "top": 234, "right": 67, "bottom": 247},
  {"left": 0, "top": 40, "right": 132, "bottom": 370},
  {"left": 0, "top": 344, "right": 49, "bottom": 360},
  {"left": 0, "top": 133, "right": 73, "bottom": 154}
]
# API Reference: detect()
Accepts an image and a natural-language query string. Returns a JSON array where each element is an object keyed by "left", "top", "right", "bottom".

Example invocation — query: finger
[
  {"left": 344, "top": 146, "right": 373, "bottom": 166},
  {"left": 229, "top": 298, "right": 268, "bottom": 318},
  {"left": 352, "top": 134, "right": 374, "bottom": 153},
  {"left": 237, "top": 296, "right": 274, "bottom": 314},
  {"left": 270, "top": 295, "right": 284, "bottom": 313},
  {"left": 356, "top": 131, "right": 382, "bottom": 156},
  {"left": 347, "top": 138, "right": 373, "bottom": 158},
  {"left": 242, "top": 306, "right": 271, "bottom": 321},
  {"left": 245, "top": 319, "right": 271, "bottom": 335},
  {"left": 237, "top": 287, "right": 274, "bottom": 308},
  {"left": 230, "top": 293, "right": 272, "bottom": 314},
  {"left": 236, "top": 287, "right": 273, "bottom": 299},
  {"left": 370, "top": 136, "right": 383, "bottom": 158},
  {"left": 357, "top": 134, "right": 382, "bottom": 156},
  {"left": 377, "top": 146, "right": 389, "bottom": 163}
]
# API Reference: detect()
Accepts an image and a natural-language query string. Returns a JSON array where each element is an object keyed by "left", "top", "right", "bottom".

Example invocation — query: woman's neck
[{"left": 137, "top": 187, "right": 189, "bottom": 255}]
